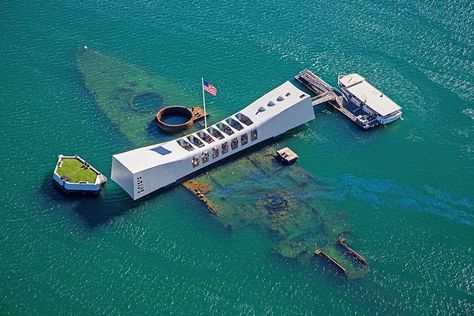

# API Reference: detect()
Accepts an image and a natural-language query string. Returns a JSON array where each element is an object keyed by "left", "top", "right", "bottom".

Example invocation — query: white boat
[
  {"left": 111, "top": 81, "right": 314, "bottom": 200},
  {"left": 338, "top": 73, "right": 402, "bottom": 125}
]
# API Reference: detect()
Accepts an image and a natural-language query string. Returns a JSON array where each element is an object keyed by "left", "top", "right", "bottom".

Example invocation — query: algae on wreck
[
  {"left": 191, "top": 147, "right": 368, "bottom": 278},
  {"left": 75, "top": 47, "right": 368, "bottom": 278},
  {"left": 76, "top": 46, "right": 198, "bottom": 146}
]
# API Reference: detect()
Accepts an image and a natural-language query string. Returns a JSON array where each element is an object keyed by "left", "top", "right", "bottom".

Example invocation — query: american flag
[{"left": 203, "top": 80, "right": 217, "bottom": 96}]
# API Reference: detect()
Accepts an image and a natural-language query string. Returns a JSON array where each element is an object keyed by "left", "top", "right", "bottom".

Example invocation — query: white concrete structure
[
  {"left": 111, "top": 81, "right": 314, "bottom": 200},
  {"left": 338, "top": 73, "right": 402, "bottom": 124}
]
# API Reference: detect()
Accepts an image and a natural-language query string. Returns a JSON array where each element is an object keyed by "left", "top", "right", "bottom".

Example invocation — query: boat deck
[{"left": 295, "top": 69, "right": 379, "bottom": 130}]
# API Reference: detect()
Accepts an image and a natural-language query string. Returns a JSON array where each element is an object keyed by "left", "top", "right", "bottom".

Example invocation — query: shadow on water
[
  {"left": 71, "top": 198, "right": 138, "bottom": 228},
  {"left": 70, "top": 195, "right": 135, "bottom": 228},
  {"left": 146, "top": 118, "right": 162, "bottom": 139},
  {"left": 146, "top": 117, "right": 184, "bottom": 140},
  {"left": 39, "top": 174, "right": 141, "bottom": 228}
]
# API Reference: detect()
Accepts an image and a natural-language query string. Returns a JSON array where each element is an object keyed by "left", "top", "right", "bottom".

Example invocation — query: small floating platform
[
  {"left": 276, "top": 147, "right": 298, "bottom": 164},
  {"left": 53, "top": 155, "right": 107, "bottom": 194}
]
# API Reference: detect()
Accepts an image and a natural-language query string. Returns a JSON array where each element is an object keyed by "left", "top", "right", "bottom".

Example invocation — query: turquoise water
[
  {"left": 130, "top": 93, "right": 164, "bottom": 113},
  {"left": 1, "top": 0, "right": 473, "bottom": 314}
]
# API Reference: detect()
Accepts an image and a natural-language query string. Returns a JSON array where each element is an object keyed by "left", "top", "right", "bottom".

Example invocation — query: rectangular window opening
[
  {"left": 226, "top": 118, "right": 244, "bottom": 131},
  {"left": 187, "top": 135, "right": 205, "bottom": 148},
  {"left": 236, "top": 113, "right": 253, "bottom": 126},
  {"left": 217, "top": 122, "right": 234, "bottom": 136},
  {"left": 241, "top": 133, "right": 248, "bottom": 146},
  {"left": 207, "top": 127, "right": 225, "bottom": 140},
  {"left": 197, "top": 131, "right": 215, "bottom": 144},
  {"left": 192, "top": 155, "right": 200, "bottom": 167},
  {"left": 211, "top": 146, "right": 219, "bottom": 159},
  {"left": 250, "top": 129, "right": 258, "bottom": 141},
  {"left": 177, "top": 139, "right": 195, "bottom": 151},
  {"left": 231, "top": 137, "right": 238, "bottom": 150},
  {"left": 201, "top": 151, "right": 209, "bottom": 163},
  {"left": 221, "top": 142, "right": 229, "bottom": 154}
]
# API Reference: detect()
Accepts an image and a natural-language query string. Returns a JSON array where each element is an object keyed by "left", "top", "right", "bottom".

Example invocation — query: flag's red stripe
[{"left": 204, "top": 82, "right": 217, "bottom": 96}]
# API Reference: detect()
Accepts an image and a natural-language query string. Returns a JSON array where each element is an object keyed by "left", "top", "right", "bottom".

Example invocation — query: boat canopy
[{"left": 340, "top": 74, "right": 401, "bottom": 116}]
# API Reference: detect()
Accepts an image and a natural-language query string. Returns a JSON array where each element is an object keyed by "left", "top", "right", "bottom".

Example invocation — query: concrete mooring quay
[{"left": 295, "top": 69, "right": 377, "bottom": 130}]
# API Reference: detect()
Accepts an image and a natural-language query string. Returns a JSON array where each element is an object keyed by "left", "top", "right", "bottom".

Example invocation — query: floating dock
[
  {"left": 295, "top": 69, "right": 379, "bottom": 129},
  {"left": 276, "top": 147, "right": 298, "bottom": 164}
]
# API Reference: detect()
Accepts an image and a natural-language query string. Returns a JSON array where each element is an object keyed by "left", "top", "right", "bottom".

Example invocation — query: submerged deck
[{"left": 295, "top": 69, "right": 379, "bottom": 129}]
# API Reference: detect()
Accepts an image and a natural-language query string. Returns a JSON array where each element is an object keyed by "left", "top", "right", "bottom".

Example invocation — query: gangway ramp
[
  {"left": 295, "top": 69, "right": 376, "bottom": 129},
  {"left": 311, "top": 91, "right": 336, "bottom": 106}
]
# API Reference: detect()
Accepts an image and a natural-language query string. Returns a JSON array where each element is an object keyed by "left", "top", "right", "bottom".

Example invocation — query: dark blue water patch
[
  {"left": 146, "top": 119, "right": 187, "bottom": 140},
  {"left": 129, "top": 92, "right": 164, "bottom": 113},
  {"left": 160, "top": 114, "right": 190, "bottom": 125},
  {"left": 319, "top": 174, "right": 474, "bottom": 226}
]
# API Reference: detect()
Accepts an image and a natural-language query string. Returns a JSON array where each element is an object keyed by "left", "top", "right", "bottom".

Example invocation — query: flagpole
[{"left": 201, "top": 77, "right": 208, "bottom": 130}]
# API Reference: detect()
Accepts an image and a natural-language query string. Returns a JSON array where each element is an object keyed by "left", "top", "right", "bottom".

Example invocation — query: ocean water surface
[{"left": 1, "top": 0, "right": 473, "bottom": 314}]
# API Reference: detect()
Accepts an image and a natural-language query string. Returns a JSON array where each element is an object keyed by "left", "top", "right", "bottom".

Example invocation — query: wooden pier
[{"left": 295, "top": 69, "right": 376, "bottom": 130}]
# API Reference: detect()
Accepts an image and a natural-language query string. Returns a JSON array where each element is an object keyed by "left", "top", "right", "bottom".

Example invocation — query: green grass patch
[{"left": 56, "top": 158, "right": 97, "bottom": 183}]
